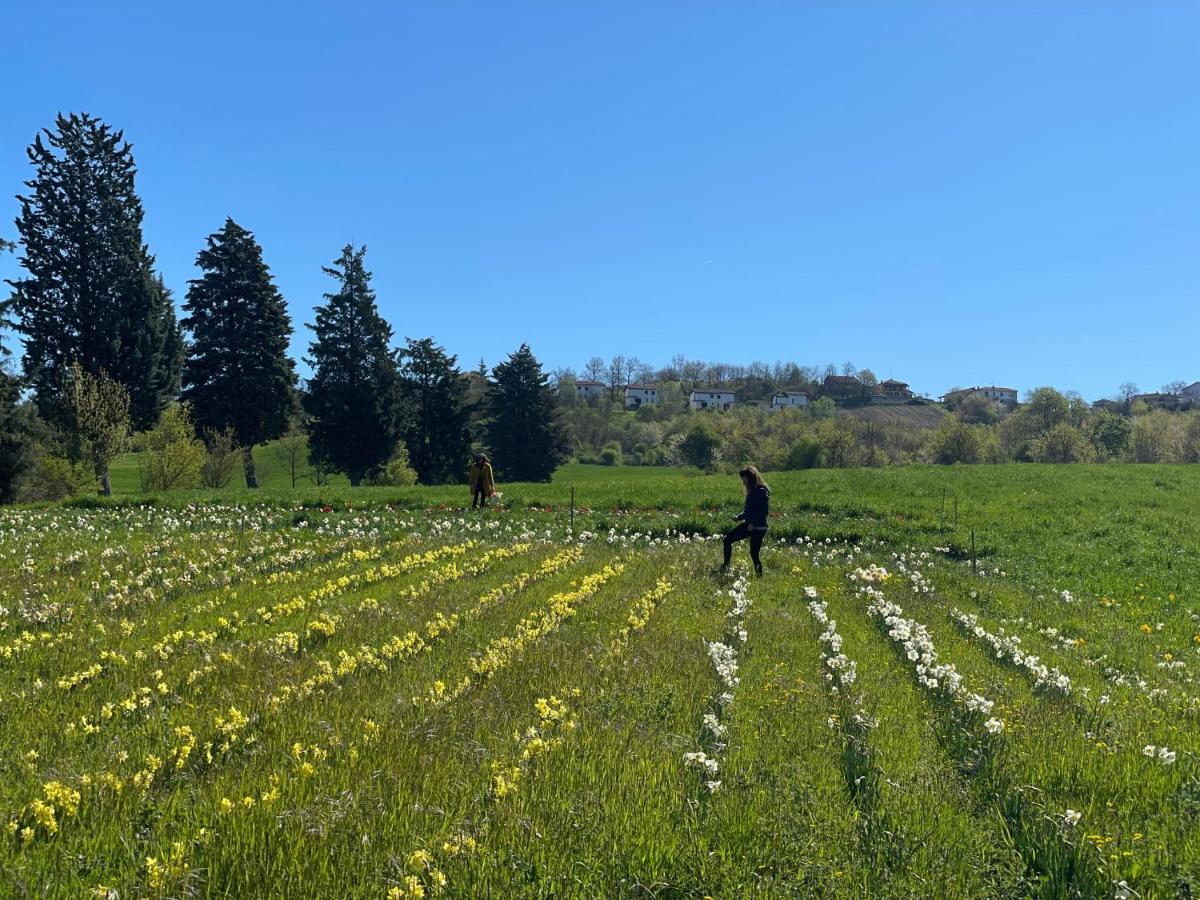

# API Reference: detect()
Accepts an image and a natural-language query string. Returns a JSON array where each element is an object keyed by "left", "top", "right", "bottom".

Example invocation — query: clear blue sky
[{"left": 2, "top": 2, "right": 1197, "bottom": 400}]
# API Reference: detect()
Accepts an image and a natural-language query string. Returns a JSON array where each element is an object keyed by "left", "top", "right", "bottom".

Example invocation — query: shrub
[
  {"left": 599, "top": 442, "right": 622, "bottom": 466},
  {"left": 676, "top": 422, "right": 722, "bottom": 471},
  {"left": 142, "top": 405, "right": 205, "bottom": 491},
  {"left": 1182, "top": 413, "right": 1200, "bottom": 464},
  {"left": 1088, "top": 412, "right": 1133, "bottom": 461},
  {"left": 931, "top": 420, "right": 981, "bottom": 464},
  {"left": 1033, "top": 422, "right": 1092, "bottom": 463},
  {"left": 367, "top": 443, "right": 418, "bottom": 486},
  {"left": 1133, "top": 412, "right": 1179, "bottom": 463},
  {"left": 783, "top": 436, "right": 823, "bottom": 470},
  {"left": 19, "top": 456, "right": 88, "bottom": 502},
  {"left": 200, "top": 426, "right": 239, "bottom": 489}
]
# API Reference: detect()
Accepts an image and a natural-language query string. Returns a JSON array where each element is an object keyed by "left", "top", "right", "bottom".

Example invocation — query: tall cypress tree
[
  {"left": 154, "top": 276, "right": 184, "bottom": 406},
  {"left": 0, "top": 368, "right": 39, "bottom": 504},
  {"left": 398, "top": 337, "right": 471, "bottom": 485},
  {"left": 304, "top": 245, "right": 403, "bottom": 486},
  {"left": 182, "top": 218, "right": 297, "bottom": 487},
  {"left": 5, "top": 113, "right": 175, "bottom": 430},
  {"left": 486, "top": 344, "right": 567, "bottom": 482}
]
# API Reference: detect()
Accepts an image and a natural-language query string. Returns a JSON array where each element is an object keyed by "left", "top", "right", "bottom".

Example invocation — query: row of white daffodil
[
  {"left": 950, "top": 609, "right": 1075, "bottom": 698},
  {"left": 683, "top": 569, "right": 751, "bottom": 794},
  {"left": 859, "top": 574, "right": 1004, "bottom": 735},
  {"left": 805, "top": 586, "right": 858, "bottom": 697}
]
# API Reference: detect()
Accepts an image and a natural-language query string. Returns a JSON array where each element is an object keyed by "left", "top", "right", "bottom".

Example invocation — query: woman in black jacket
[{"left": 722, "top": 465, "right": 770, "bottom": 577}]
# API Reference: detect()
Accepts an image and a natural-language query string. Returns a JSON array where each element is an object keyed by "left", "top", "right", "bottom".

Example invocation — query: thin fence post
[{"left": 570, "top": 484, "right": 575, "bottom": 534}]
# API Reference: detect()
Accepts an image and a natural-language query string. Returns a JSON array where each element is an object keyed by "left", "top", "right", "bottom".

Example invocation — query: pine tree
[
  {"left": 304, "top": 245, "right": 403, "bottom": 486},
  {"left": 154, "top": 276, "right": 184, "bottom": 406},
  {"left": 398, "top": 337, "right": 471, "bottom": 485},
  {"left": 0, "top": 368, "right": 40, "bottom": 504},
  {"left": 182, "top": 218, "right": 297, "bottom": 487},
  {"left": 5, "top": 113, "right": 175, "bottom": 430},
  {"left": 486, "top": 344, "right": 567, "bottom": 482}
]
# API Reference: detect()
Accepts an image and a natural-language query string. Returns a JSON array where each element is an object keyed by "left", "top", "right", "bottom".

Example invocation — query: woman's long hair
[{"left": 739, "top": 465, "right": 766, "bottom": 492}]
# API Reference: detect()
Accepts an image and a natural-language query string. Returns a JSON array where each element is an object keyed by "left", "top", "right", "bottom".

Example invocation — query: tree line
[
  {"left": 558, "top": 356, "right": 885, "bottom": 404},
  {"left": 1, "top": 113, "right": 566, "bottom": 500},
  {"left": 554, "top": 381, "right": 1200, "bottom": 471}
]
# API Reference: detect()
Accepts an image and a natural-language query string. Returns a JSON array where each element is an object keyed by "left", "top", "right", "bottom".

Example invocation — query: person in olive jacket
[
  {"left": 468, "top": 453, "right": 495, "bottom": 508},
  {"left": 721, "top": 465, "right": 769, "bottom": 576}
]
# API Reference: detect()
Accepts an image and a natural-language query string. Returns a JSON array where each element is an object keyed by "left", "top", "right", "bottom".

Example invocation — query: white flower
[
  {"left": 984, "top": 718, "right": 1004, "bottom": 734},
  {"left": 1063, "top": 809, "right": 1082, "bottom": 827}
]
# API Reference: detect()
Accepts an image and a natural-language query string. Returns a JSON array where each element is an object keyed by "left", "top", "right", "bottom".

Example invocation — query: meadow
[{"left": 2, "top": 463, "right": 1198, "bottom": 897}]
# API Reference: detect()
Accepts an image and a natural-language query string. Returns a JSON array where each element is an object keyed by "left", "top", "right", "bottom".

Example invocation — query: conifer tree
[
  {"left": 151, "top": 275, "right": 184, "bottom": 411},
  {"left": 486, "top": 344, "right": 567, "bottom": 482},
  {"left": 5, "top": 113, "right": 176, "bottom": 430},
  {"left": 304, "top": 245, "right": 403, "bottom": 486},
  {"left": 398, "top": 337, "right": 471, "bottom": 484},
  {"left": 0, "top": 368, "right": 39, "bottom": 504},
  {"left": 182, "top": 219, "right": 297, "bottom": 487}
]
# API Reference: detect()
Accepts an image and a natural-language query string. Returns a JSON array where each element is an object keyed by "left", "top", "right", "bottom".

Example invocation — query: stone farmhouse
[
  {"left": 822, "top": 374, "right": 868, "bottom": 401},
  {"left": 624, "top": 384, "right": 658, "bottom": 409},
  {"left": 574, "top": 379, "right": 606, "bottom": 401},
  {"left": 872, "top": 379, "right": 913, "bottom": 402},
  {"left": 770, "top": 391, "right": 809, "bottom": 410},
  {"left": 689, "top": 389, "right": 736, "bottom": 411},
  {"left": 1131, "top": 392, "right": 1186, "bottom": 411},
  {"left": 942, "top": 386, "right": 1019, "bottom": 406}
]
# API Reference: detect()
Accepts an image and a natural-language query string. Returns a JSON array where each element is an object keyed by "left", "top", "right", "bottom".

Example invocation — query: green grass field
[{"left": 3, "top": 464, "right": 1198, "bottom": 896}]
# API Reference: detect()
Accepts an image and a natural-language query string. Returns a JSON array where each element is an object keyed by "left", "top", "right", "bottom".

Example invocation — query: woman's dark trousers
[{"left": 723, "top": 523, "right": 764, "bottom": 573}]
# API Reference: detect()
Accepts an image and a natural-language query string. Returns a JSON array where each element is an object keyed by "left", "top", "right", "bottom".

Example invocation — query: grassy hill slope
[{"left": 837, "top": 403, "right": 947, "bottom": 429}]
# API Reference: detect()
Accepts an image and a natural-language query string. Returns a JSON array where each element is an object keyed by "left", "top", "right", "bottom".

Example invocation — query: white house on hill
[
  {"left": 574, "top": 379, "right": 606, "bottom": 401},
  {"left": 770, "top": 391, "right": 809, "bottom": 410},
  {"left": 690, "top": 389, "right": 736, "bottom": 411},
  {"left": 624, "top": 384, "right": 658, "bottom": 409},
  {"left": 943, "top": 385, "right": 1018, "bottom": 405},
  {"left": 1181, "top": 381, "right": 1200, "bottom": 401}
]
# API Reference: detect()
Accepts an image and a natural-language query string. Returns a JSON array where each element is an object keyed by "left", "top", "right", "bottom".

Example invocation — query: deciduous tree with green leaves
[
  {"left": 63, "top": 362, "right": 130, "bottom": 496},
  {"left": 303, "top": 245, "right": 403, "bottom": 486},
  {"left": 140, "top": 403, "right": 205, "bottom": 491},
  {"left": 398, "top": 337, "right": 471, "bottom": 484},
  {"left": 182, "top": 218, "right": 298, "bottom": 488},
  {"left": 5, "top": 113, "right": 179, "bottom": 430},
  {"left": 485, "top": 344, "right": 567, "bottom": 482}
]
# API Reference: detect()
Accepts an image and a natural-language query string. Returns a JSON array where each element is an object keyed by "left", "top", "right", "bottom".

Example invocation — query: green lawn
[
  {"left": 4, "top": 463, "right": 1200, "bottom": 895},
  {"left": 80, "top": 457, "right": 1200, "bottom": 603}
]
